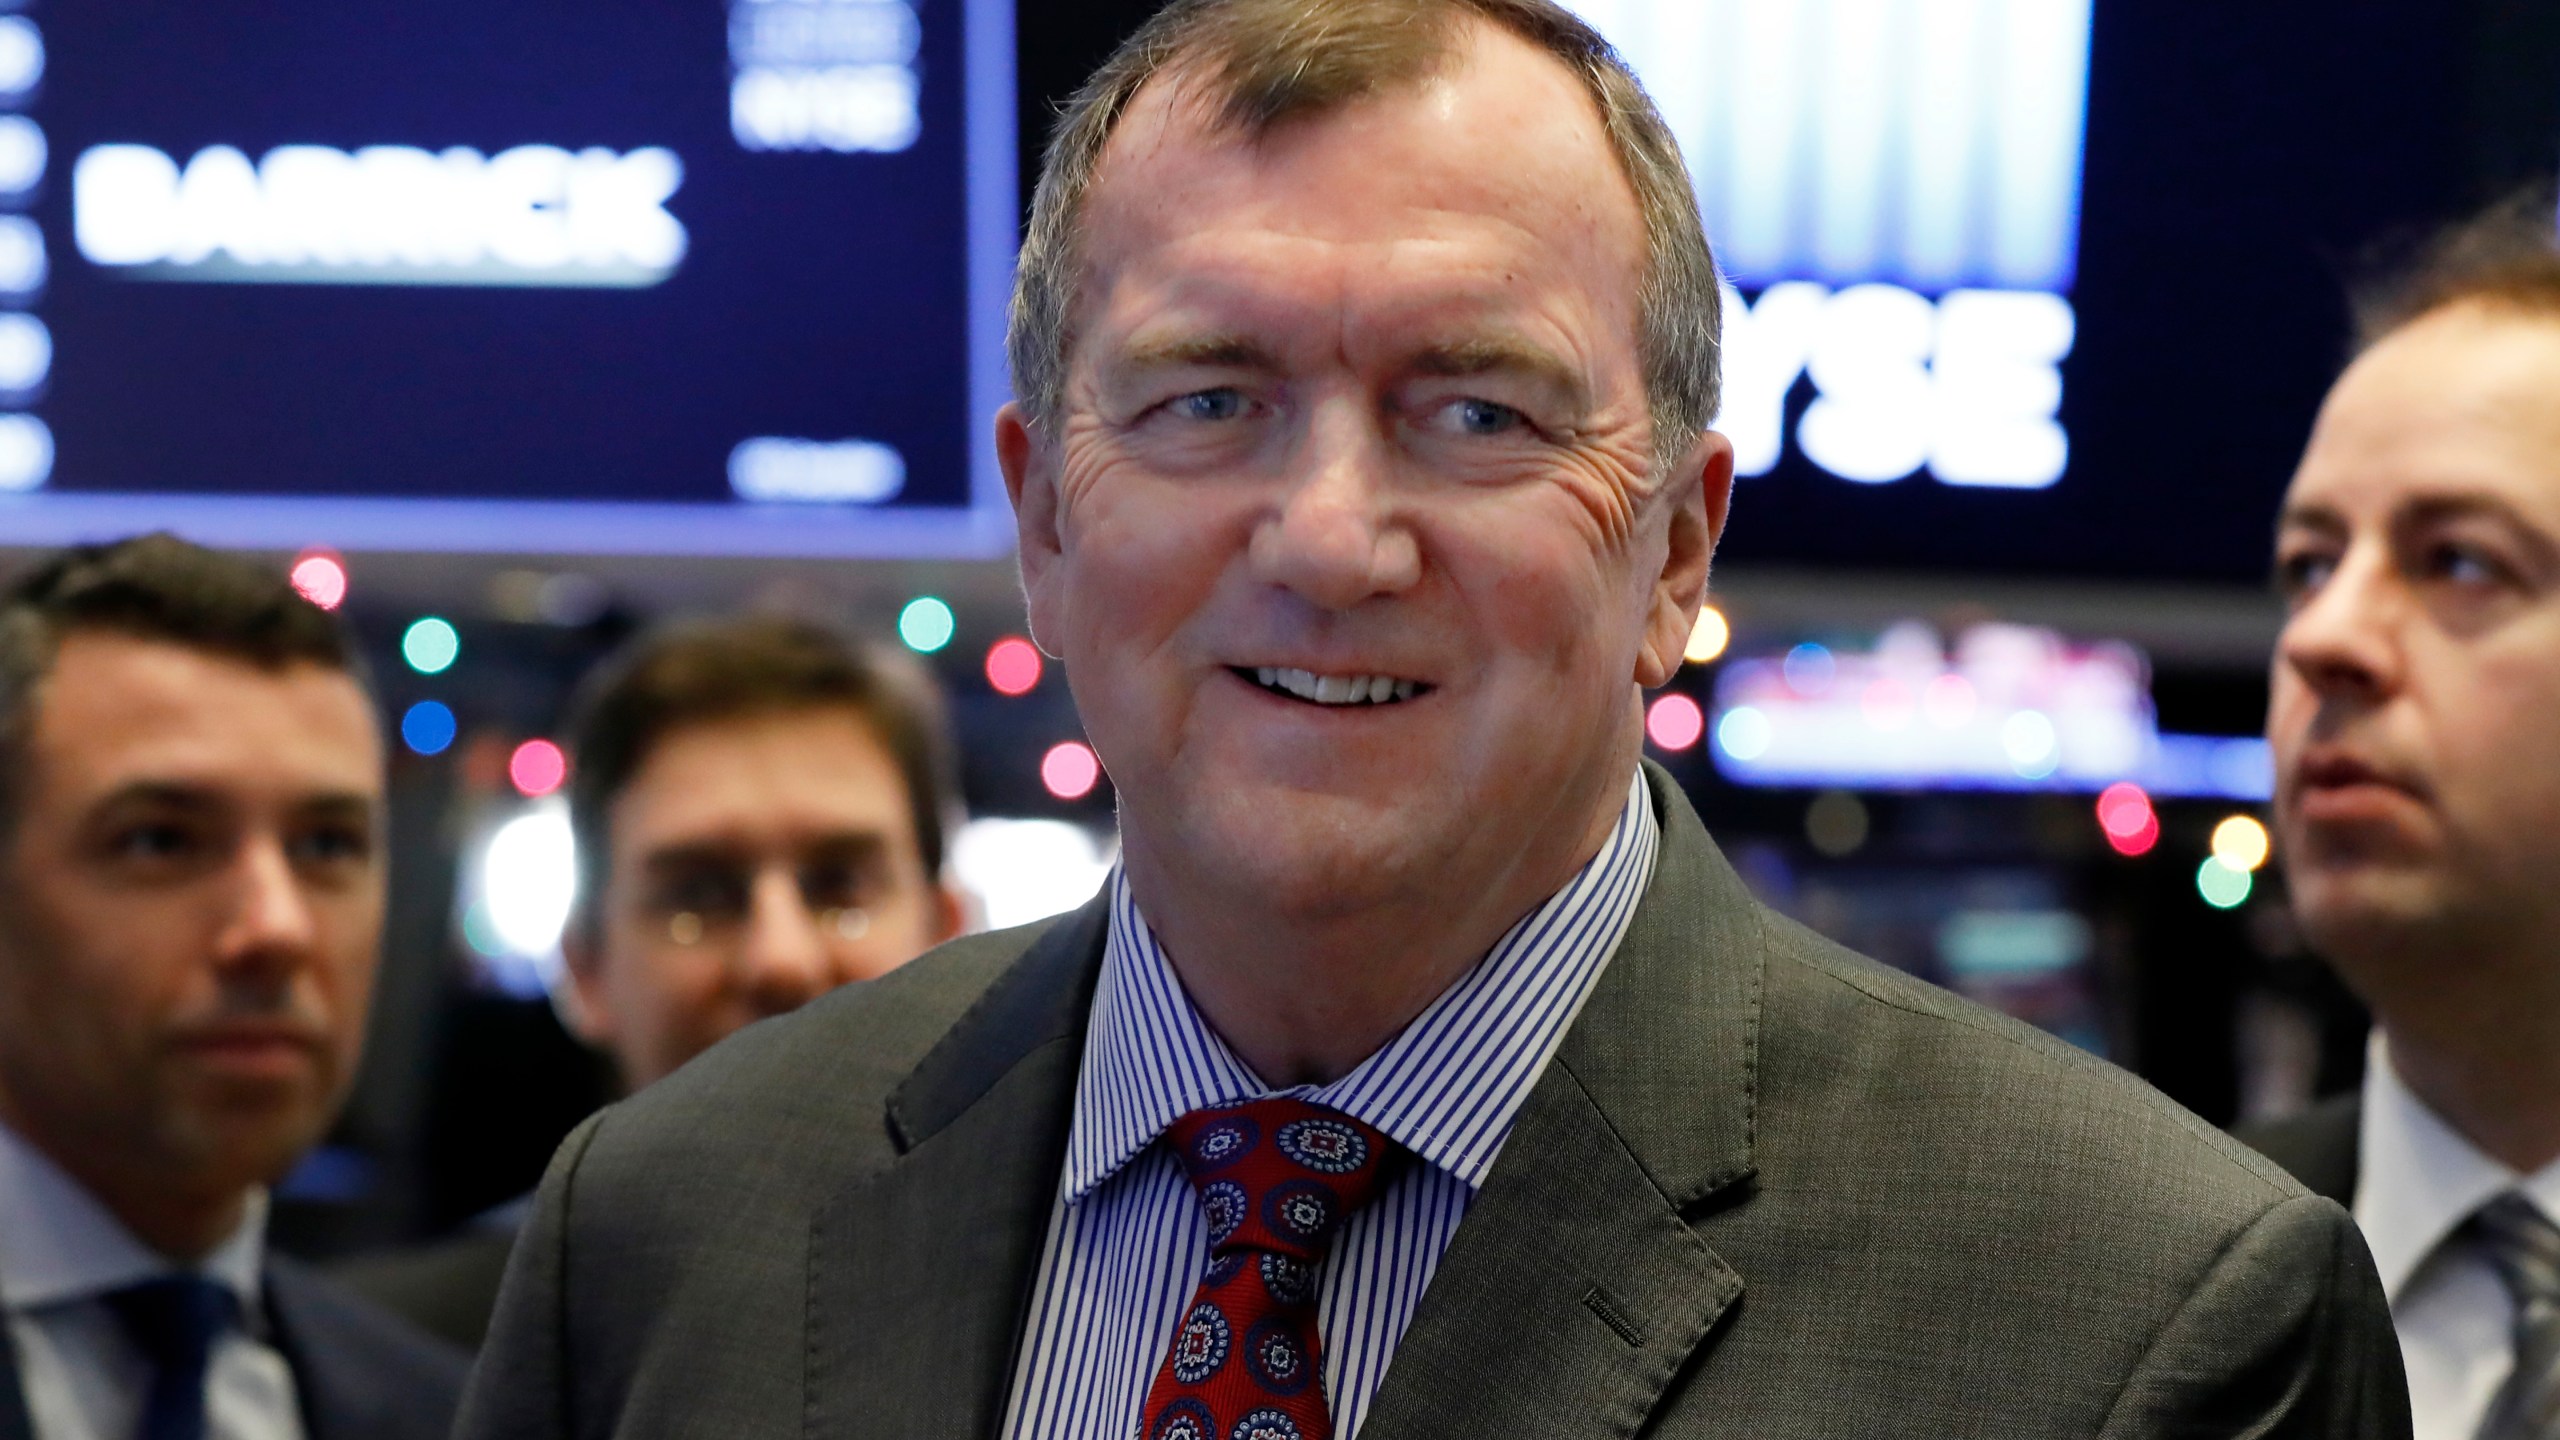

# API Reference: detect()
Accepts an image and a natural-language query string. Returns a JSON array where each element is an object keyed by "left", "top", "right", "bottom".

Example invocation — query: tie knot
[
  {"left": 104, "top": 1275, "right": 238, "bottom": 1374},
  {"left": 2472, "top": 1192, "right": 2560, "bottom": 1309},
  {"left": 1163, "top": 1098, "right": 1396, "bottom": 1263}
]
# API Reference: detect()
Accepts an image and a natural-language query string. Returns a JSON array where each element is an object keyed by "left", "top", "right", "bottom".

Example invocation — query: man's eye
[
  {"left": 290, "top": 827, "right": 373, "bottom": 866},
  {"left": 1440, "top": 398, "right": 1524, "bottom": 436},
  {"left": 1169, "top": 388, "right": 1247, "bottom": 422},
  {"left": 2275, "top": 550, "right": 2336, "bottom": 602},
  {"left": 110, "top": 823, "right": 196, "bottom": 862},
  {"left": 2425, "top": 542, "right": 2505, "bottom": 587}
]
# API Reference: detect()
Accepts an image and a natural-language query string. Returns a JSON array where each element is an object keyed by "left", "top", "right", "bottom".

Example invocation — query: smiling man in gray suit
[{"left": 457, "top": 2, "right": 2409, "bottom": 1435}]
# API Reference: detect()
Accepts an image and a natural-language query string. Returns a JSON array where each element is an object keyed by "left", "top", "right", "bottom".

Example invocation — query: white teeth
[{"left": 1252, "top": 667, "right": 1422, "bottom": 706}]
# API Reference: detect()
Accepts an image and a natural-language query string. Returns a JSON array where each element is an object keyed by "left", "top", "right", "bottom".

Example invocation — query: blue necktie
[
  {"left": 2471, "top": 1192, "right": 2560, "bottom": 1440},
  {"left": 103, "top": 1276, "right": 238, "bottom": 1440}
]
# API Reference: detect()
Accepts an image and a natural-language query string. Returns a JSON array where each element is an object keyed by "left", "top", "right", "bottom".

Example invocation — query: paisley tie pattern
[{"left": 1139, "top": 1098, "right": 1398, "bottom": 1440}]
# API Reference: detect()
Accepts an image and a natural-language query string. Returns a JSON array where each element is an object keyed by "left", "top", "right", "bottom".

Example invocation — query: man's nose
[
  {"left": 1249, "top": 401, "right": 1421, "bottom": 611},
  {"left": 731, "top": 869, "right": 831, "bottom": 1016},
  {"left": 2277, "top": 544, "right": 2405, "bottom": 706},
  {"left": 214, "top": 837, "right": 320, "bottom": 970}
]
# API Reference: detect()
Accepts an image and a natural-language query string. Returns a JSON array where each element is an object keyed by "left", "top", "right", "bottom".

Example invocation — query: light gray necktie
[{"left": 2472, "top": 1192, "right": 2560, "bottom": 1440}]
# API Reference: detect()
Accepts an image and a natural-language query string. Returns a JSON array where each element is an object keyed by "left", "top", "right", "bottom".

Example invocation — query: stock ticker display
[
  {"left": 0, "top": 0, "right": 2461, "bottom": 573},
  {"left": 9, "top": 0, "right": 1018, "bottom": 555}
]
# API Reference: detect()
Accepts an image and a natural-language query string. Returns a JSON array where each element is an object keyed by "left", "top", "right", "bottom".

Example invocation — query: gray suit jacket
[{"left": 457, "top": 765, "right": 2409, "bottom": 1438}]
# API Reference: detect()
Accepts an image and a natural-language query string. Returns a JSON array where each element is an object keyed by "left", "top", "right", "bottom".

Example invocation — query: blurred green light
[
  {"left": 898, "top": 596, "right": 956, "bottom": 653},
  {"left": 2196, "top": 856, "right": 2253, "bottom": 910},
  {"left": 402, "top": 617, "right": 461, "bottom": 675}
]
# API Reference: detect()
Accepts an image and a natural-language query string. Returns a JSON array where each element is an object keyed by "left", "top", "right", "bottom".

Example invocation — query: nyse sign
[{"left": 1575, "top": 0, "right": 2092, "bottom": 490}]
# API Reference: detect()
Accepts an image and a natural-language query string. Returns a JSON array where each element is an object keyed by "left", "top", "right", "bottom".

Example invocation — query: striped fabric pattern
[
  {"left": 2473, "top": 1192, "right": 2560, "bottom": 1440},
  {"left": 999, "top": 773, "right": 1659, "bottom": 1440}
]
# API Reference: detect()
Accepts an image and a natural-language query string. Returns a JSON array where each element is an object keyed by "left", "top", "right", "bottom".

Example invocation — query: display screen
[
  {"left": 1573, "top": 0, "right": 2456, "bottom": 583},
  {"left": 2, "top": 0, "right": 1017, "bottom": 555}
]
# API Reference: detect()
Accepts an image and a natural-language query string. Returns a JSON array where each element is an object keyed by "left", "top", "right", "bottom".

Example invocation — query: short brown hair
[
  {"left": 0, "top": 533, "right": 359, "bottom": 831},
  {"left": 563, "top": 616, "right": 959, "bottom": 918},
  {"left": 1009, "top": 0, "right": 1720, "bottom": 460},
  {"left": 2353, "top": 186, "right": 2560, "bottom": 350}
]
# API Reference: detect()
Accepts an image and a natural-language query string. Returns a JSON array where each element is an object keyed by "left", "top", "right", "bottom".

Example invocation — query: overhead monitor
[{"left": 2, "top": 0, "right": 1018, "bottom": 556}]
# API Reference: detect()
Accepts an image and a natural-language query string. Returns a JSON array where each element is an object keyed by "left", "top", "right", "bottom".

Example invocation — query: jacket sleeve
[
  {"left": 451, "top": 1113, "right": 607, "bottom": 1440},
  {"left": 2097, "top": 1192, "right": 2412, "bottom": 1440}
]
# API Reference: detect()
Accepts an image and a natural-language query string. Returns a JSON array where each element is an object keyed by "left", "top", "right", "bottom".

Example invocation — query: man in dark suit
[
  {"left": 0, "top": 536, "right": 463, "bottom": 1440},
  {"left": 2243, "top": 195, "right": 2560, "bottom": 1440},
  {"left": 459, "top": 2, "right": 2409, "bottom": 1435},
  {"left": 338, "top": 616, "right": 966, "bottom": 1350}
]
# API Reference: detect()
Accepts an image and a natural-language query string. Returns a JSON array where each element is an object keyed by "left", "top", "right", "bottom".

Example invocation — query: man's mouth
[{"left": 1238, "top": 666, "right": 1429, "bottom": 707}]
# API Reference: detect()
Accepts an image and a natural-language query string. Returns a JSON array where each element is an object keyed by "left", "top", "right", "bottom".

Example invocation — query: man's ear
[
  {"left": 552, "top": 921, "right": 615, "bottom": 1049},
  {"left": 1635, "top": 430, "right": 1735, "bottom": 689},
  {"left": 997, "top": 402, "right": 1069, "bottom": 658},
  {"left": 930, "top": 883, "right": 968, "bottom": 945}
]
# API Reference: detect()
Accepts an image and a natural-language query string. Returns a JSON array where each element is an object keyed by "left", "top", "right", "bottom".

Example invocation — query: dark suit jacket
[
  {"left": 458, "top": 765, "right": 2410, "bottom": 1438},
  {"left": 0, "top": 1257, "right": 468, "bottom": 1440},
  {"left": 2238, "top": 1094, "right": 2364, "bottom": 1207},
  {"left": 335, "top": 1206, "right": 526, "bottom": 1350}
]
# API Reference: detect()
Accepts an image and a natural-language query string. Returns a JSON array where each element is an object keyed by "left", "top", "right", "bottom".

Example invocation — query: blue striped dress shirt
[{"left": 998, "top": 772, "right": 1660, "bottom": 1440}]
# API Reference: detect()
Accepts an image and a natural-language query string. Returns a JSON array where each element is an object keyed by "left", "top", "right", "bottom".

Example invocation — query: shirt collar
[
  {"left": 0, "top": 1120, "right": 267, "bottom": 1315},
  {"left": 1062, "top": 769, "right": 1660, "bottom": 1201},
  {"left": 2354, "top": 1032, "right": 2560, "bottom": 1300}
]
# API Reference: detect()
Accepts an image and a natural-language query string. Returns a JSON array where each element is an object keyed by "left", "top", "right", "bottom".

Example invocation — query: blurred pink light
[
  {"left": 1645, "top": 693, "right": 1705, "bottom": 751},
  {"left": 290, "top": 553, "right": 348, "bottom": 611},
  {"left": 986, "top": 637, "right": 1044, "bottom": 697},
  {"left": 1921, "top": 673, "right": 1976, "bottom": 728},
  {"left": 1041, "top": 741, "right": 1101, "bottom": 800},
  {"left": 2096, "top": 782, "right": 2158, "bottom": 856},
  {"left": 509, "top": 739, "right": 568, "bottom": 799}
]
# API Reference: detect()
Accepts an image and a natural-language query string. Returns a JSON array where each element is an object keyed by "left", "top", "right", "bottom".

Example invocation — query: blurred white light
[
  {"left": 2001, "top": 709, "right": 2059, "bottom": 778},
  {"left": 948, "top": 817, "right": 1114, "bottom": 932},
  {"left": 0, "top": 414, "right": 52, "bottom": 492},
  {"left": 0, "top": 18, "right": 41, "bottom": 99},
  {"left": 731, "top": 65, "right": 919, "bottom": 153},
  {"left": 74, "top": 142, "right": 687, "bottom": 285},
  {"left": 1930, "top": 289, "right": 2073, "bottom": 488},
  {"left": 0, "top": 216, "right": 44, "bottom": 297},
  {"left": 1716, "top": 705, "right": 1773, "bottom": 762},
  {"left": 1715, "top": 280, "right": 1825, "bottom": 476},
  {"left": 0, "top": 116, "right": 46, "bottom": 197},
  {"left": 0, "top": 313, "right": 50, "bottom": 393},
  {"left": 482, "top": 804, "right": 578, "bottom": 959},
  {"left": 728, "top": 437, "right": 906, "bottom": 504},
  {"left": 1798, "top": 283, "right": 1934, "bottom": 483}
]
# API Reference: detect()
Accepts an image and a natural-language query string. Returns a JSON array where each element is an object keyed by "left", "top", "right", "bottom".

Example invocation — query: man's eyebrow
[
  {"left": 640, "top": 831, "right": 893, "bottom": 870},
  {"left": 1410, "top": 339, "right": 1590, "bottom": 409},
  {"left": 89, "top": 781, "right": 223, "bottom": 815},
  {"left": 2274, "top": 502, "right": 2348, "bottom": 538},
  {"left": 2400, "top": 491, "right": 2560, "bottom": 564},
  {"left": 1115, "top": 334, "right": 1277, "bottom": 371}
]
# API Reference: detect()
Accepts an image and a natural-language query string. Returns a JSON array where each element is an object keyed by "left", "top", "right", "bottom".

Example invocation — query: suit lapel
[
  {"left": 805, "top": 898, "right": 1109, "bottom": 1438},
  {"left": 1357, "top": 764, "right": 1762, "bottom": 1439}
]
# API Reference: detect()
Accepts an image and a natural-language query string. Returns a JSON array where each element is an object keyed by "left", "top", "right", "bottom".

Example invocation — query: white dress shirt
[
  {"left": 999, "top": 772, "right": 1659, "bottom": 1440},
  {"left": 0, "top": 1123, "right": 306, "bottom": 1440},
  {"left": 2355, "top": 1036, "right": 2560, "bottom": 1440}
]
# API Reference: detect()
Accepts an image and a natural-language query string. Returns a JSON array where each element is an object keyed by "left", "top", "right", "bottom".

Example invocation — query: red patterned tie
[{"left": 1138, "top": 1097, "right": 1398, "bottom": 1440}]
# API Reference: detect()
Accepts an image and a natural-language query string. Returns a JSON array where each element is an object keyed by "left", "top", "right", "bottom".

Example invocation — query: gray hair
[{"left": 1006, "top": 0, "right": 1721, "bottom": 464}]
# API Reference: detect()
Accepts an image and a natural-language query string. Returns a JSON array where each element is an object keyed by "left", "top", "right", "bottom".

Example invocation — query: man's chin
[{"left": 1158, "top": 788, "right": 1452, "bottom": 918}]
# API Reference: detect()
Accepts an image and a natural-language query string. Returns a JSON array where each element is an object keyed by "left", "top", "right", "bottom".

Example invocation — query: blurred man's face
[
  {"left": 1000, "top": 22, "right": 1726, "bottom": 919},
  {"left": 565, "top": 708, "right": 962, "bottom": 1089},
  {"left": 0, "top": 632, "right": 385, "bottom": 1249},
  {"left": 2270, "top": 304, "right": 2560, "bottom": 969}
]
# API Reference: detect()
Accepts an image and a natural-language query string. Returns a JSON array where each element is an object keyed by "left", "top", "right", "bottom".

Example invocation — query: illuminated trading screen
[{"left": 4, "top": 0, "right": 1017, "bottom": 556}]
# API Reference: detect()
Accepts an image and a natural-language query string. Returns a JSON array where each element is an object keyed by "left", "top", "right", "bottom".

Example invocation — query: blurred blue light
[
  {"left": 401, "top": 700, "right": 457, "bottom": 756},
  {"left": 1717, "top": 705, "right": 1773, "bottom": 761},
  {"left": 898, "top": 596, "right": 956, "bottom": 653},
  {"left": 1782, "top": 643, "right": 1836, "bottom": 695},
  {"left": 402, "top": 616, "right": 460, "bottom": 674}
]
